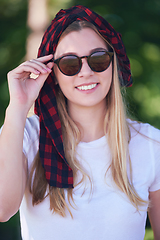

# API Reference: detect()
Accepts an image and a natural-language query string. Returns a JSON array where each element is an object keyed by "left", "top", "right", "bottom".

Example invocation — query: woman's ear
[
  {"left": 55, "top": 77, "right": 58, "bottom": 85},
  {"left": 53, "top": 69, "right": 58, "bottom": 85}
]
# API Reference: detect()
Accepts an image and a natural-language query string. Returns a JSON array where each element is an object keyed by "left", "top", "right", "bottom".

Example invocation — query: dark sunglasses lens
[
  {"left": 89, "top": 51, "right": 111, "bottom": 72},
  {"left": 59, "top": 56, "right": 80, "bottom": 76}
]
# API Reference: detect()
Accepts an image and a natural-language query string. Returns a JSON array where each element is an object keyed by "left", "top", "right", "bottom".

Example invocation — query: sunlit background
[{"left": 0, "top": 0, "right": 159, "bottom": 239}]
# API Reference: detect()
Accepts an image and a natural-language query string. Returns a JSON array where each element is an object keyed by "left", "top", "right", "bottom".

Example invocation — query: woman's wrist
[{"left": 5, "top": 103, "right": 29, "bottom": 125}]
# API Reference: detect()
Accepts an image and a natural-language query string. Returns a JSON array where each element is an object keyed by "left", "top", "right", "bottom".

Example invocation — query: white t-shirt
[{"left": 17, "top": 116, "right": 160, "bottom": 239}]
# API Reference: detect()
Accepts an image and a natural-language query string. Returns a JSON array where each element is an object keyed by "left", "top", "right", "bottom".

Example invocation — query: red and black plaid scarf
[{"left": 35, "top": 5, "right": 132, "bottom": 188}]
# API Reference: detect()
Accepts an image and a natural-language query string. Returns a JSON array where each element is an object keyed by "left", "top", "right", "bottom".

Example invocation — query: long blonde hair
[{"left": 29, "top": 21, "right": 147, "bottom": 217}]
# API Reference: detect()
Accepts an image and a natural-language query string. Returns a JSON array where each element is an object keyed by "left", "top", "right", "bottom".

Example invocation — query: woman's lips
[{"left": 76, "top": 83, "right": 98, "bottom": 91}]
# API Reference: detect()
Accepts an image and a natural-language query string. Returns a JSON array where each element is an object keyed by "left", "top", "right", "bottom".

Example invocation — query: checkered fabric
[{"left": 35, "top": 5, "right": 133, "bottom": 188}]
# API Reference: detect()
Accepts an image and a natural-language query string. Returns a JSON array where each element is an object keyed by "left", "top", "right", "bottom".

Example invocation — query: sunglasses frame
[{"left": 54, "top": 50, "right": 114, "bottom": 76}]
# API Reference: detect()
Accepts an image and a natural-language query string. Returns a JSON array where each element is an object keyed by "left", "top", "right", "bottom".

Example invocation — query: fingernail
[{"left": 43, "top": 69, "right": 48, "bottom": 73}]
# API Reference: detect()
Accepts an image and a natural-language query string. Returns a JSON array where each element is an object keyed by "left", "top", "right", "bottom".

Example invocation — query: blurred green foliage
[
  {"left": 0, "top": 0, "right": 28, "bottom": 126},
  {"left": 0, "top": 0, "right": 159, "bottom": 239},
  {"left": 0, "top": 212, "right": 21, "bottom": 240},
  {"left": 144, "top": 228, "right": 154, "bottom": 240}
]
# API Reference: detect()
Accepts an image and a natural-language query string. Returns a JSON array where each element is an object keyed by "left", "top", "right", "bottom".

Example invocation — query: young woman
[{"left": 0, "top": 5, "right": 160, "bottom": 240}]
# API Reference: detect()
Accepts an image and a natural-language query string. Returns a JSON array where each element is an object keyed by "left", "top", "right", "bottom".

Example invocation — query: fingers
[
  {"left": 13, "top": 54, "right": 54, "bottom": 77},
  {"left": 29, "top": 60, "right": 52, "bottom": 73},
  {"left": 28, "top": 54, "right": 54, "bottom": 71},
  {"left": 20, "top": 61, "right": 51, "bottom": 75},
  {"left": 13, "top": 65, "right": 41, "bottom": 76},
  {"left": 34, "top": 54, "right": 53, "bottom": 63},
  {"left": 8, "top": 54, "right": 54, "bottom": 84},
  {"left": 31, "top": 54, "right": 54, "bottom": 68}
]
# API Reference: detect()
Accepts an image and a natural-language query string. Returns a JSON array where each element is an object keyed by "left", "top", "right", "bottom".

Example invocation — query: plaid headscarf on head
[{"left": 35, "top": 5, "right": 133, "bottom": 188}]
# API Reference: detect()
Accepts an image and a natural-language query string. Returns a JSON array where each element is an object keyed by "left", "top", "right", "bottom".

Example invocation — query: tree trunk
[
  {"left": 26, "top": 0, "right": 49, "bottom": 60},
  {"left": 27, "top": 0, "right": 49, "bottom": 116}
]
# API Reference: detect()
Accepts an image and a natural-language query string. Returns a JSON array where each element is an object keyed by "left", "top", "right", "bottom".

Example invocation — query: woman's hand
[{"left": 7, "top": 54, "right": 54, "bottom": 113}]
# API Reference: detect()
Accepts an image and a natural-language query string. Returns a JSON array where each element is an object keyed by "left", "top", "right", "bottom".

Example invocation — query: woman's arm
[
  {"left": 148, "top": 189, "right": 160, "bottom": 240},
  {"left": 0, "top": 105, "right": 28, "bottom": 222},
  {"left": 0, "top": 55, "right": 53, "bottom": 222}
]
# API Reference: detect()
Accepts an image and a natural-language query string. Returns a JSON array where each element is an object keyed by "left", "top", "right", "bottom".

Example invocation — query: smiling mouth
[{"left": 76, "top": 83, "right": 98, "bottom": 91}]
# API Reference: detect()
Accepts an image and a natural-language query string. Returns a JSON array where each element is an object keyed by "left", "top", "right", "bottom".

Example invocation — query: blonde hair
[{"left": 29, "top": 21, "right": 147, "bottom": 217}]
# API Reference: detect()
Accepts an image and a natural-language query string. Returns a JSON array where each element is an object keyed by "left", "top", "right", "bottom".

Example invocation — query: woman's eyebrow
[
  {"left": 54, "top": 47, "right": 108, "bottom": 59},
  {"left": 89, "top": 47, "right": 108, "bottom": 54},
  {"left": 54, "top": 52, "right": 77, "bottom": 60}
]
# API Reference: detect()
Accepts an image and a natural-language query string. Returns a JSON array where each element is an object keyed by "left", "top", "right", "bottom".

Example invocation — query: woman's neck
[{"left": 68, "top": 103, "right": 107, "bottom": 142}]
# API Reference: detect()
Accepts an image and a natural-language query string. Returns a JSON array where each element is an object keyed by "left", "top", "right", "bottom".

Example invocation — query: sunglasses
[{"left": 54, "top": 50, "right": 113, "bottom": 76}]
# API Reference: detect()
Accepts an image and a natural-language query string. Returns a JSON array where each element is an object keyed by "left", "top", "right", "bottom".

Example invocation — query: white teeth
[{"left": 77, "top": 83, "right": 97, "bottom": 91}]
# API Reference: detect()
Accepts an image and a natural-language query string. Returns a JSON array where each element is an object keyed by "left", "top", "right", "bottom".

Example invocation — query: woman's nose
[{"left": 77, "top": 58, "right": 94, "bottom": 78}]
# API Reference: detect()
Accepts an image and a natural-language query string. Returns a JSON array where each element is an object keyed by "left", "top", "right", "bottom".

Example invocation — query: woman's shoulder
[
  {"left": 25, "top": 114, "right": 39, "bottom": 135},
  {"left": 127, "top": 118, "right": 160, "bottom": 142},
  {"left": 23, "top": 114, "right": 39, "bottom": 151},
  {"left": 22, "top": 114, "right": 39, "bottom": 170},
  {"left": 23, "top": 114, "right": 39, "bottom": 164}
]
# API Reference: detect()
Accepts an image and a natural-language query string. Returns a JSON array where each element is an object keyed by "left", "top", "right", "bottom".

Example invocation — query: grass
[{"left": 144, "top": 228, "right": 154, "bottom": 240}]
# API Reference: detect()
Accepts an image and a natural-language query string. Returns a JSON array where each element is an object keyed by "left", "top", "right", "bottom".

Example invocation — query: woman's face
[{"left": 54, "top": 28, "right": 112, "bottom": 112}]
